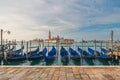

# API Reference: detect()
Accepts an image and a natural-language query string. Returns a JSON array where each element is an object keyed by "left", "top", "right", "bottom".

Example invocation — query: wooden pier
[{"left": 0, "top": 66, "right": 120, "bottom": 80}]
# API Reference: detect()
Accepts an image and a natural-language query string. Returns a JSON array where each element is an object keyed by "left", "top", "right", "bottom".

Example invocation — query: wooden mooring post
[
  {"left": 48, "top": 40, "right": 49, "bottom": 53},
  {"left": 42, "top": 40, "right": 44, "bottom": 50},
  {"left": 106, "top": 40, "right": 109, "bottom": 50},
  {"left": 38, "top": 39, "right": 41, "bottom": 51},
  {"left": 30, "top": 40, "right": 31, "bottom": 55},
  {"left": 26, "top": 41, "right": 28, "bottom": 53},
  {"left": 94, "top": 40, "right": 96, "bottom": 58},
  {"left": 13, "top": 40, "right": 16, "bottom": 51},
  {"left": 56, "top": 37, "right": 59, "bottom": 65},
  {"left": 26, "top": 41, "right": 29, "bottom": 59},
  {"left": 8, "top": 40, "right": 11, "bottom": 51},
  {"left": 6, "top": 39, "right": 7, "bottom": 45},
  {"left": 94, "top": 40, "right": 97, "bottom": 65},
  {"left": 108, "top": 30, "right": 119, "bottom": 65},
  {"left": 111, "top": 30, "right": 114, "bottom": 64},
  {"left": 21, "top": 40, "right": 23, "bottom": 54},
  {"left": 0, "top": 29, "right": 3, "bottom": 65},
  {"left": 100, "top": 41, "right": 102, "bottom": 53},
  {"left": 81, "top": 39, "right": 84, "bottom": 65}
]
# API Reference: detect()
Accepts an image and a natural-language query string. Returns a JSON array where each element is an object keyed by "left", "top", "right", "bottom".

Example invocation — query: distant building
[
  {"left": 44, "top": 30, "right": 59, "bottom": 43},
  {"left": 64, "top": 39, "right": 74, "bottom": 44},
  {"left": 32, "top": 39, "right": 43, "bottom": 42},
  {"left": 48, "top": 30, "right": 51, "bottom": 40},
  {"left": 44, "top": 30, "right": 74, "bottom": 44}
]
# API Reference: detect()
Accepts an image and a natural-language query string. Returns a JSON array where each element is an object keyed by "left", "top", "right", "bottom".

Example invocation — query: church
[
  {"left": 44, "top": 30, "right": 59, "bottom": 43},
  {"left": 44, "top": 30, "right": 74, "bottom": 44}
]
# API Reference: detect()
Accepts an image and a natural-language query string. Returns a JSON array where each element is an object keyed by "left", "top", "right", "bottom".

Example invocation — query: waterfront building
[{"left": 44, "top": 30, "right": 74, "bottom": 44}]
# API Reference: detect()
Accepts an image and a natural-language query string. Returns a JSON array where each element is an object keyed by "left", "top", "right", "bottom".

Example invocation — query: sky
[{"left": 0, "top": 0, "right": 120, "bottom": 41}]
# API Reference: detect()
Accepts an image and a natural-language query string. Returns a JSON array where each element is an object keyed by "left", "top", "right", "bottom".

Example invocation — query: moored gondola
[
  {"left": 99, "top": 48, "right": 112, "bottom": 60},
  {"left": 60, "top": 46, "right": 69, "bottom": 64},
  {"left": 27, "top": 47, "right": 44, "bottom": 60},
  {"left": 44, "top": 46, "right": 56, "bottom": 64},
  {"left": 84, "top": 47, "right": 95, "bottom": 59},
  {"left": 7, "top": 46, "right": 26, "bottom": 61},
  {"left": 69, "top": 47, "right": 80, "bottom": 60}
]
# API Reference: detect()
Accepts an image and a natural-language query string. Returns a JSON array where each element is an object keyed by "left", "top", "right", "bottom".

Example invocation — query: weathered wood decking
[{"left": 0, "top": 66, "right": 120, "bottom": 80}]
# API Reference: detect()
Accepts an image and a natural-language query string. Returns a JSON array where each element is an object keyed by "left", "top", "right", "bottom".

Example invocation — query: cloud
[{"left": 0, "top": 0, "right": 120, "bottom": 41}]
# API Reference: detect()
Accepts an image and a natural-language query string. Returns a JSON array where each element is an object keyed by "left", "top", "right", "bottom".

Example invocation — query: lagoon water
[{"left": 2, "top": 41, "right": 119, "bottom": 66}]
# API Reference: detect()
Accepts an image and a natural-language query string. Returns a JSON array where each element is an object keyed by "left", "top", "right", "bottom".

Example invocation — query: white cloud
[{"left": 0, "top": 0, "right": 120, "bottom": 41}]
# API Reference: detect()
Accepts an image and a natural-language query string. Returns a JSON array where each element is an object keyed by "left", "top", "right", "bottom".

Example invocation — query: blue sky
[{"left": 0, "top": 0, "right": 120, "bottom": 41}]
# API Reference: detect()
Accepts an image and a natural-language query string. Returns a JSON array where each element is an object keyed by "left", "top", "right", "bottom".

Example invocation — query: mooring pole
[
  {"left": 56, "top": 35, "right": 59, "bottom": 65},
  {"left": 106, "top": 41, "right": 109, "bottom": 50},
  {"left": 75, "top": 42, "right": 77, "bottom": 51},
  {"left": 94, "top": 40, "right": 97, "bottom": 65},
  {"left": 84, "top": 40, "right": 87, "bottom": 65},
  {"left": 106, "top": 40, "right": 108, "bottom": 50},
  {"left": 38, "top": 39, "right": 40, "bottom": 51},
  {"left": 42, "top": 40, "right": 44, "bottom": 50},
  {"left": 8, "top": 41, "right": 11, "bottom": 52},
  {"left": 111, "top": 30, "right": 113, "bottom": 51},
  {"left": 81, "top": 39, "right": 84, "bottom": 65},
  {"left": 30, "top": 40, "right": 31, "bottom": 51},
  {"left": 48, "top": 40, "right": 49, "bottom": 53},
  {"left": 0, "top": 29, "right": 3, "bottom": 63},
  {"left": 21, "top": 40, "right": 23, "bottom": 55},
  {"left": 100, "top": 41, "right": 102, "bottom": 53},
  {"left": 56, "top": 39, "right": 58, "bottom": 65},
  {"left": 67, "top": 40, "right": 68, "bottom": 51},
  {"left": 111, "top": 30, "right": 114, "bottom": 64},
  {"left": 14, "top": 40, "right": 16, "bottom": 51},
  {"left": 6, "top": 39, "right": 8, "bottom": 45},
  {"left": 94, "top": 40, "right": 96, "bottom": 58},
  {"left": 26, "top": 41, "right": 28, "bottom": 53},
  {"left": 30, "top": 40, "right": 31, "bottom": 56},
  {"left": 26, "top": 41, "right": 28, "bottom": 59},
  {"left": 1, "top": 29, "right": 3, "bottom": 47}
]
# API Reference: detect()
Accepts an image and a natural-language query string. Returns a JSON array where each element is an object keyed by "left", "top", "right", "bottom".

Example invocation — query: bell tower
[{"left": 48, "top": 30, "right": 51, "bottom": 40}]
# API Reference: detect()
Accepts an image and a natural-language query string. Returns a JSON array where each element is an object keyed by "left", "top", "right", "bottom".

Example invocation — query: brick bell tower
[{"left": 48, "top": 30, "right": 51, "bottom": 40}]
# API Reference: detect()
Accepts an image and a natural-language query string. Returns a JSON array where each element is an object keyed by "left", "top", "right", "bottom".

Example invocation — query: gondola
[
  {"left": 84, "top": 47, "right": 95, "bottom": 59},
  {"left": 60, "top": 46, "right": 69, "bottom": 63},
  {"left": 78, "top": 47, "right": 88, "bottom": 56},
  {"left": 7, "top": 46, "right": 15, "bottom": 52},
  {"left": 7, "top": 46, "right": 26, "bottom": 61},
  {"left": 77, "top": 47, "right": 82, "bottom": 55},
  {"left": 44, "top": 46, "right": 56, "bottom": 63},
  {"left": 99, "top": 48, "right": 112, "bottom": 60},
  {"left": 43, "top": 47, "right": 47, "bottom": 56},
  {"left": 27, "top": 47, "right": 44, "bottom": 60},
  {"left": 69, "top": 47, "right": 80, "bottom": 60},
  {"left": 88, "top": 48, "right": 101, "bottom": 58}
]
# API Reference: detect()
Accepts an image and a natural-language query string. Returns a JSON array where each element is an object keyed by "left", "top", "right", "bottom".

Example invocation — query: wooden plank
[{"left": 0, "top": 67, "right": 119, "bottom": 80}]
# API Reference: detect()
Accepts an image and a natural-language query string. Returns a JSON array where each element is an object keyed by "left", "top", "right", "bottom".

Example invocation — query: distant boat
[
  {"left": 44, "top": 46, "right": 56, "bottom": 62},
  {"left": 60, "top": 46, "right": 69, "bottom": 63},
  {"left": 69, "top": 47, "right": 80, "bottom": 60}
]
